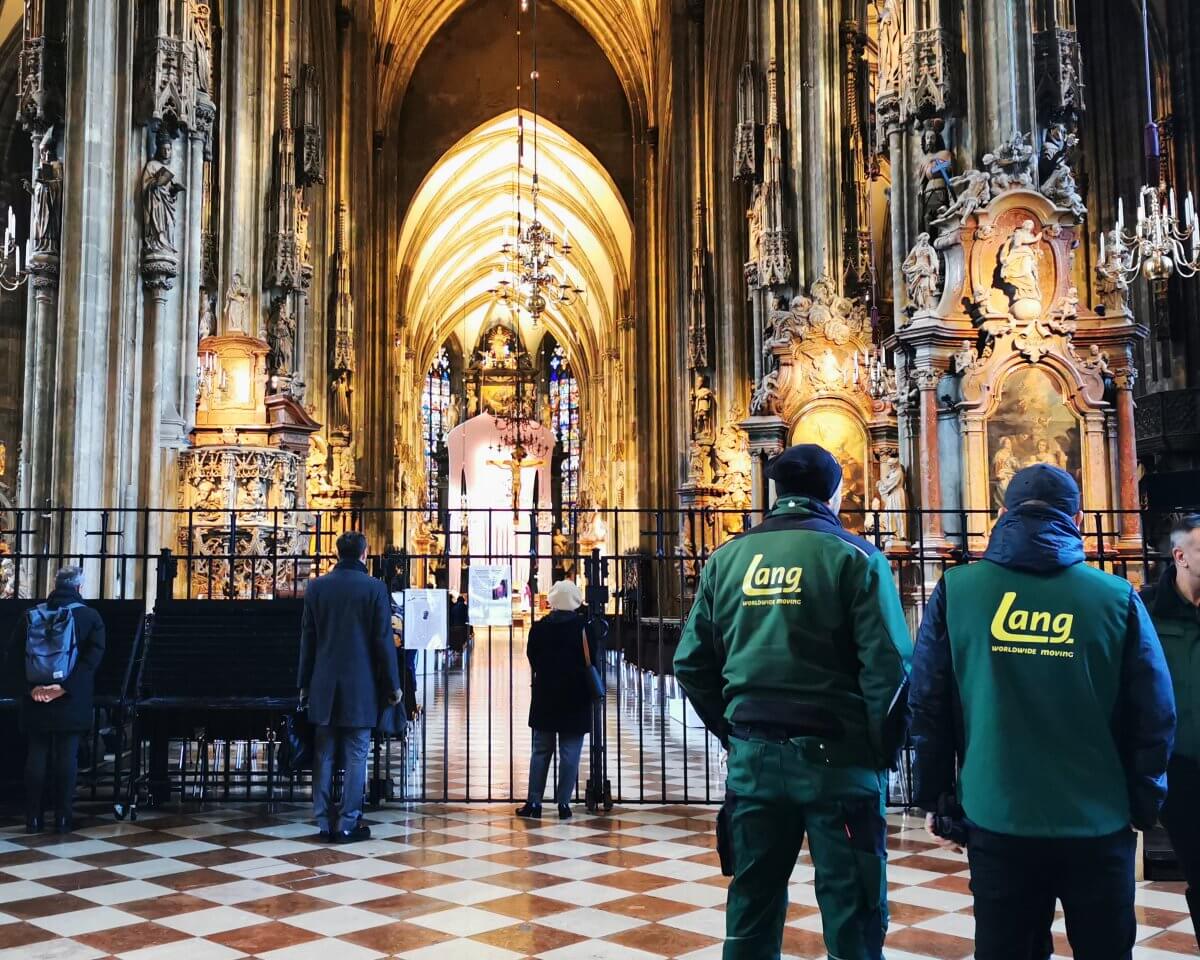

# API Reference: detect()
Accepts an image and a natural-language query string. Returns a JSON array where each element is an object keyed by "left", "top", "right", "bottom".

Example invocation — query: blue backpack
[{"left": 25, "top": 603, "right": 83, "bottom": 684}]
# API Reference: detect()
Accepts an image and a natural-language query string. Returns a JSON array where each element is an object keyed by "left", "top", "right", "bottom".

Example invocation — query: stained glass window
[
  {"left": 549, "top": 345, "right": 580, "bottom": 529},
  {"left": 421, "top": 348, "right": 451, "bottom": 517}
]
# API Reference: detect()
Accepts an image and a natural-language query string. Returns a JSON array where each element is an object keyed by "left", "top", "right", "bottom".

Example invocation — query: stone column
[
  {"left": 1112, "top": 370, "right": 1142, "bottom": 550},
  {"left": 967, "top": 0, "right": 1037, "bottom": 151},
  {"left": 913, "top": 365, "right": 946, "bottom": 546}
]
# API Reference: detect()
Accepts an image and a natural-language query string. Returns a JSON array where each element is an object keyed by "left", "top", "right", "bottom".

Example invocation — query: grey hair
[
  {"left": 54, "top": 565, "right": 84, "bottom": 591},
  {"left": 1170, "top": 514, "right": 1200, "bottom": 553}
]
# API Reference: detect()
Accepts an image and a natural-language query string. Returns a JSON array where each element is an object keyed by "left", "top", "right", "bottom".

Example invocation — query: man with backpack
[{"left": 14, "top": 566, "right": 106, "bottom": 834}]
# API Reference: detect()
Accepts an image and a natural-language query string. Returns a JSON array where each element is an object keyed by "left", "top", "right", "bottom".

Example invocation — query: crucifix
[{"left": 487, "top": 441, "right": 545, "bottom": 520}]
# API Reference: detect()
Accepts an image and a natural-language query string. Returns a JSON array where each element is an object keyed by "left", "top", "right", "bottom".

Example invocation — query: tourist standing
[
  {"left": 675, "top": 444, "right": 912, "bottom": 960},
  {"left": 299, "top": 532, "right": 401, "bottom": 843},
  {"left": 911, "top": 465, "right": 1176, "bottom": 960},
  {"left": 1142, "top": 514, "right": 1200, "bottom": 944},
  {"left": 16, "top": 566, "right": 106, "bottom": 834},
  {"left": 517, "top": 579, "right": 597, "bottom": 820}
]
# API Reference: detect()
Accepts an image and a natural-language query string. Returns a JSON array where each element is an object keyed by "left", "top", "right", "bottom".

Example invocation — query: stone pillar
[
  {"left": 913, "top": 366, "right": 946, "bottom": 546},
  {"left": 967, "top": 0, "right": 1037, "bottom": 151},
  {"left": 1112, "top": 370, "right": 1142, "bottom": 550}
]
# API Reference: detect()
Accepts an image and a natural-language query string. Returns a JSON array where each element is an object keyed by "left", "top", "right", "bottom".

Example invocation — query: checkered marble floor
[{"left": 0, "top": 804, "right": 1194, "bottom": 960}]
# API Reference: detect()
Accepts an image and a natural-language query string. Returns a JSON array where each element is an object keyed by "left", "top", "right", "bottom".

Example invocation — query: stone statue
[
  {"left": 901, "top": 232, "right": 940, "bottom": 312},
  {"left": 142, "top": 135, "right": 186, "bottom": 255},
  {"left": 953, "top": 339, "right": 979, "bottom": 375},
  {"left": 939, "top": 168, "right": 992, "bottom": 224},
  {"left": 877, "top": 0, "right": 903, "bottom": 98},
  {"left": 198, "top": 293, "right": 214, "bottom": 339},
  {"left": 746, "top": 183, "right": 766, "bottom": 276},
  {"left": 223, "top": 273, "right": 250, "bottom": 333},
  {"left": 999, "top": 219, "right": 1044, "bottom": 316},
  {"left": 983, "top": 132, "right": 1035, "bottom": 191},
  {"left": 193, "top": 1, "right": 213, "bottom": 94},
  {"left": 687, "top": 440, "right": 713, "bottom": 487},
  {"left": 270, "top": 296, "right": 296, "bottom": 376},
  {"left": 875, "top": 454, "right": 908, "bottom": 543},
  {"left": 691, "top": 373, "right": 715, "bottom": 442},
  {"left": 24, "top": 127, "right": 63, "bottom": 256},
  {"left": 466, "top": 380, "right": 478, "bottom": 418},
  {"left": 1039, "top": 123, "right": 1086, "bottom": 220},
  {"left": 917, "top": 124, "right": 954, "bottom": 233},
  {"left": 331, "top": 371, "right": 352, "bottom": 434}
]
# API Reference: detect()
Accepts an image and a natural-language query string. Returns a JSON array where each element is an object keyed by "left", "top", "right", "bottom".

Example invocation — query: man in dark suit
[{"left": 299, "top": 531, "right": 401, "bottom": 843}]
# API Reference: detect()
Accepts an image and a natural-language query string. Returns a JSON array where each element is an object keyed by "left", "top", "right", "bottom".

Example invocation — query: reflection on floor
[
  {"left": 0, "top": 803, "right": 1193, "bottom": 960},
  {"left": 403, "top": 628, "right": 726, "bottom": 804}
]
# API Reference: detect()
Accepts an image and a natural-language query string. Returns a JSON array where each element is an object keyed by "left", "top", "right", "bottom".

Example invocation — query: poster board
[
  {"left": 468, "top": 565, "right": 512, "bottom": 626},
  {"left": 401, "top": 589, "right": 447, "bottom": 651}
]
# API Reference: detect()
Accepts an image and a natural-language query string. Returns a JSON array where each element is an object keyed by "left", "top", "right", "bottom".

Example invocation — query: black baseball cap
[
  {"left": 767, "top": 444, "right": 843, "bottom": 501},
  {"left": 1003, "top": 463, "right": 1081, "bottom": 514}
]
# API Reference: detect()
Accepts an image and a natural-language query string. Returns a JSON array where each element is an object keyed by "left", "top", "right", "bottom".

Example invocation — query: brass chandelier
[
  {"left": 1099, "top": 0, "right": 1200, "bottom": 288},
  {"left": 487, "top": 0, "right": 585, "bottom": 322}
]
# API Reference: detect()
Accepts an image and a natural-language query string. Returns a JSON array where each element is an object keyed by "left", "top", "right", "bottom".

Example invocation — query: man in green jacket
[
  {"left": 1142, "top": 513, "right": 1200, "bottom": 943},
  {"left": 674, "top": 444, "right": 913, "bottom": 960}
]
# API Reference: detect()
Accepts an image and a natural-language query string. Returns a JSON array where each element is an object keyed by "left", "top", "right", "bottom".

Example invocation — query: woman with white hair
[{"left": 516, "top": 579, "right": 598, "bottom": 820}]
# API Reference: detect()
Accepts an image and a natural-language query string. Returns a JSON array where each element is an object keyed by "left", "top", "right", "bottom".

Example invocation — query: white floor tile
[
  {"left": 31, "top": 906, "right": 143, "bottom": 936},
  {"left": 257, "top": 939, "right": 385, "bottom": 960},
  {"left": 534, "top": 907, "right": 646, "bottom": 938},
  {"left": 303, "top": 879, "right": 401, "bottom": 905},
  {"left": 117, "top": 938, "right": 248, "bottom": 960},
  {"left": 646, "top": 882, "right": 727, "bottom": 908},
  {"left": 321, "top": 857, "right": 410, "bottom": 879},
  {"left": 536, "top": 880, "right": 631, "bottom": 907},
  {"left": 660, "top": 908, "right": 727, "bottom": 938},
  {"left": 536, "top": 940, "right": 663, "bottom": 960},
  {"left": 107, "top": 858, "right": 195, "bottom": 880},
  {"left": 280, "top": 905, "right": 396, "bottom": 935},
  {"left": 75, "top": 879, "right": 174, "bottom": 905},
  {"left": 399, "top": 941, "right": 522, "bottom": 960},
  {"left": 1, "top": 859, "right": 91, "bottom": 880},
  {"left": 137, "top": 840, "right": 222, "bottom": 858},
  {"left": 157, "top": 905, "right": 267, "bottom": 936},
  {"left": 0, "top": 879, "right": 57, "bottom": 903},
  {"left": 189, "top": 879, "right": 288, "bottom": 905},
  {"left": 406, "top": 906, "right": 522, "bottom": 936},
  {"left": 0, "top": 939, "right": 106, "bottom": 960}
]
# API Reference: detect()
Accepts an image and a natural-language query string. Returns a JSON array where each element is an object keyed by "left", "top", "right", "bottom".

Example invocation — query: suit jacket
[{"left": 298, "top": 560, "right": 401, "bottom": 728}]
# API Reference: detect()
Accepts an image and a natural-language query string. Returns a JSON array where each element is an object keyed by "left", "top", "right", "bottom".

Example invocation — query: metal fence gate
[{"left": 0, "top": 503, "right": 1189, "bottom": 808}]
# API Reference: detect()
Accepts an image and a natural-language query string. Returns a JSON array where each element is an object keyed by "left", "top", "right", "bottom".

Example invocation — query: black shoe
[
  {"left": 24, "top": 816, "right": 43, "bottom": 835},
  {"left": 558, "top": 804, "right": 572, "bottom": 820},
  {"left": 515, "top": 803, "right": 542, "bottom": 819},
  {"left": 332, "top": 824, "right": 371, "bottom": 844},
  {"left": 54, "top": 815, "right": 73, "bottom": 835},
  {"left": 315, "top": 830, "right": 333, "bottom": 843}
]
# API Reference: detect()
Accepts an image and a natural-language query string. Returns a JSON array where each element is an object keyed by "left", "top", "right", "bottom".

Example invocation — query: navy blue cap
[
  {"left": 1003, "top": 463, "right": 1080, "bottom": 514},
  {"left": 767, "top": 444, "right": 843, "bottom": 501}
]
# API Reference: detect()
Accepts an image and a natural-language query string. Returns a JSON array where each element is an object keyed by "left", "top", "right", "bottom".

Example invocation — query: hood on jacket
[
  {"left": 45, "top": 587, "right": 84, "bottom": 610},
  {"left": 983, "top": 503, "right": 1085, "bottom": 573}
]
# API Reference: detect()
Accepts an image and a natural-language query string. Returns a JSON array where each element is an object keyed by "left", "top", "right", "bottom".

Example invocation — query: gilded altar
[{"left": 178, "top": 333, "right": 319, "bottom": 597}]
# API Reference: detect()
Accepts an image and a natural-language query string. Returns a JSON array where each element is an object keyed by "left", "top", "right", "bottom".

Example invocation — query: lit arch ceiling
[
  {"left": 374, "top": 0, "right": 658, "bottom": 127},
  {"left": 398, "top": 111, "right": 632, "bottom": 379}
]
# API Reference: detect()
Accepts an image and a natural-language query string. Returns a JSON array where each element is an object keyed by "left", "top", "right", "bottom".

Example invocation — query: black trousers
[
  {"left": 25, "top": 732, "right": 81, "bottom": 820},
  {"left": 1160, "top": 754, "right": 1200, "bottom": 943},
  {"left": 967, "top": 824, "right": 1136, "bottom": 960}
]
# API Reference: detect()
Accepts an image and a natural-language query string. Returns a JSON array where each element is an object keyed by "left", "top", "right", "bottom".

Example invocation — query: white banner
[
  {"left": 468, "top": 565, "right": 513, "bottom": 626},
  {"left": 401, "top": 589, "right": 447, "bottom": 650}
]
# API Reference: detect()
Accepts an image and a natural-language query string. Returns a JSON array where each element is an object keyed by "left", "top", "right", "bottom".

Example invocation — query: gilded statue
[
  {"left": 901, "top": 232, "right": 940, "bottom": 312},
  {"left": 331, "top": 371, "right": 352, "bottom": 434},
  {"left": 0, "top": 440, "right": 6, "bottom": 480},
  {"left": 999, "top": 219, "right": 1044, "bottom": 315},
  {"left": 223, "top": 273, "right": 251, "bottom": 333},
  {"left": 24, "top": 128, "right": 63, "bottom": 257},
  {"left": 142, "top": 135, "right": 185, "bottom": 255},
  {"left": 193, "top": 2, "right": 213, "bottom": 94},
  {"left": 917, "top": 124, "right": 954, "bottom": 233},
  {"left": 691, "top": 373, "right": 715, "bottom": 443}
]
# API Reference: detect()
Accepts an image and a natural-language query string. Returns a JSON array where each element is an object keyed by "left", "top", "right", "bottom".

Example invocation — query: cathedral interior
[
  {"left": 0, "top": 0, "right": 1197, "bottom": 602},
  {"left": 0, "top": 5, "right": 1198, "bottom": 959}
]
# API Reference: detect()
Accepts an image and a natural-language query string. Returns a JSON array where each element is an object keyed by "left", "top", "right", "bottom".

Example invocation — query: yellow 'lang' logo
[
  {"left": 741, "top": 553, "right": 803, "bottom": 597},
  {"left": 990, "top": 591, "right": 1074, "bottom": 645}
]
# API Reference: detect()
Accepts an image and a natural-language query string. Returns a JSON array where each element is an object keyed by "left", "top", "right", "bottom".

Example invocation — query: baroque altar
[{"left": 893, "top": 139, "right": 1144, "bottom": 553}]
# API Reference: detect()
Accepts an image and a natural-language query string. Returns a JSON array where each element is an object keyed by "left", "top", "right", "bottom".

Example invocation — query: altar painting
[
  {"left": 985, "top": 366, "right": 1082, "bottom": 509},
  {"left": 791, "top": 406, "right": 869, "bottom": 530}
]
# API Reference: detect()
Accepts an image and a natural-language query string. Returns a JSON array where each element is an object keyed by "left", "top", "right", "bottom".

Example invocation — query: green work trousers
[{"left": 722, "top": 735, "right": 888, "bottom": 960}]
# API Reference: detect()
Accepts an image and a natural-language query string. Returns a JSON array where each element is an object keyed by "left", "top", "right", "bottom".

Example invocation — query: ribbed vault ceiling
[
  {"left": 374, "top": 0, "right": 658, "bottom": 126},
  {"left": 397, "top": 111, "right": 632, "bottom": 380}
]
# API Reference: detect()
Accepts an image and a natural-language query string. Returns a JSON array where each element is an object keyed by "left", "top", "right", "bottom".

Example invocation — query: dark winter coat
[
  {"left": 12, "top": 588, "right": 106, "bottom": 734},
  {"left": 527, "top": 610, "right": 599, "bottom": 736},
  {"left": 910, "top": 504, "right": 1176, "bottom": 832},
  {"left": 298, "top": 560, "right": 401, "bottom": 729}
]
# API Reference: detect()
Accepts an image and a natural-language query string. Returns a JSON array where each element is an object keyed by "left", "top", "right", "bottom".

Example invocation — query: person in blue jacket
[{"left": 910, "top": 465, "right": 1176, "bottom": 960}]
